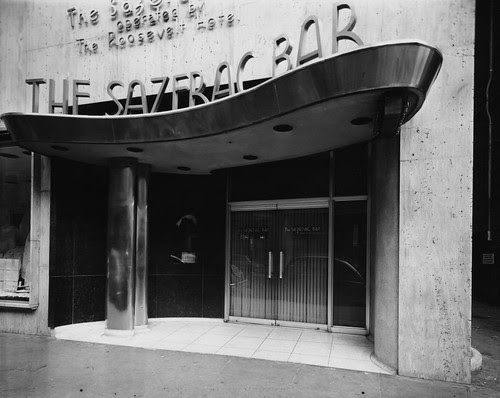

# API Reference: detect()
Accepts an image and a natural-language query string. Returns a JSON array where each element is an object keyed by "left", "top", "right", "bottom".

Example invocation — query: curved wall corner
[{"left": 370, "top": 133, "right": 400, "bottom": 371}]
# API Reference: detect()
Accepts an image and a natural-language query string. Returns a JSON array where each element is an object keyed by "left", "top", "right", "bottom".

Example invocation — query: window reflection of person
[
  {"left": 171, "top": 213, "right": 198, "bottom": 264},
  {"left": 177, "top": 214, "right": 197, "bottom": 253}
]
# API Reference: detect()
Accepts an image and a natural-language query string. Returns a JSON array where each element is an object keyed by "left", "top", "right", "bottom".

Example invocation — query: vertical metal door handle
[
  {"left": 279, "top": 251, "right": 284, "bottom": 279},
  {"left": 268, "top": 251, "right": 273, "bottom": 279}
]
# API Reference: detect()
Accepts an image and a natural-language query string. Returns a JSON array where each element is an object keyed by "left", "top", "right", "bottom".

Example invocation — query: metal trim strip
[{"left": 229, "top": 197, "right": 329, "bottom": 211}]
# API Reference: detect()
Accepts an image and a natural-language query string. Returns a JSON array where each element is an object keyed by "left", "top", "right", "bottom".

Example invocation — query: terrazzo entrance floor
[{"left": 55, "top": 318, "right": 390, "bottom": 374}]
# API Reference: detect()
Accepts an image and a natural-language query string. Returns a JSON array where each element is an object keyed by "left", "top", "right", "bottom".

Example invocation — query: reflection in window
[
  {"left": 333, "top": 200, "right": 367, "bottom": 327},
  {"left": 170, "top": 213, "right": 199, "bottom": 264},
  {"left": 0, "top": 147, "right": 31, "bottom": 302},
  {"left": 334, "top": 144, "right": 368, "bottom": 197}
]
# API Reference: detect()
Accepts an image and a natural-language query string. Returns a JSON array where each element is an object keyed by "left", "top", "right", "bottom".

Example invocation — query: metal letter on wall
[
  {"left": 106, "top": 81, "right": 125, "bottom": 115},
  {"left": 296, "top": 16, "right": 323, "bottom": 66},
  {"left": 67, "top": 7, "right": 77, "bottom": 28},
  {"left": 72, "top": 80, "right": 90, "bottom": 115},
  {"left": 172, "top": 74, "right": 190, "bottom": 110},
  {"left": 189, "top": 72, "right": 209, "bottom": 107},
  {"left": 150, "top": 76, "right": 170, "bottom": 113},
  {"left": 236, "top": 52, "right": 255, "bottom": 92},
  {"left": 25, "top": 78, "right": 47, "bottom": 113},
  {"left": 332, "top": 2, "right": 363, "bottom": 54},
  {"left": 212, "top": 62, "right": 234, "bottom": 101},
  {"left": 272, "top": 35, "right": 293, "bottom": 77},
  {"left": 48, "top": 79, "right": 69, "bottom": 114},
  {"left": 124, "top": 80, "right": 149, "bottom": 114}
]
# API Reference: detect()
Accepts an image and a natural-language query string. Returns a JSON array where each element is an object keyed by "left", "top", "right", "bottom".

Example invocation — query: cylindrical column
[
  {"left": 134, "top": 163, "right": 150, "bottom": 328},
  {"left": 106, "top": 158, "right": 137, "bottom": 332}
]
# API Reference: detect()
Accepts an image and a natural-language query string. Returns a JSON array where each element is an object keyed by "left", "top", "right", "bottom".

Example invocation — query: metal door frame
[
  {"left": 331, "top": 195, "right": 369, "bottom": 335},
  {"left": 229, "top": 198, "right": 330, "bottom": 212},
  {"left": 225, "top": 195, "right": 370, "bottom": 334},
  {"left": 225, "top": 198, "right": 330, "bottom": 329}
]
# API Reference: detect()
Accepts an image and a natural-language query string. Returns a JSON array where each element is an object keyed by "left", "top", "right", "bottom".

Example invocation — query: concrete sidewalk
[
  {"left": 54, "top": 319, "right": 388, "bottom": 374},
  {"left": 0, "top": 332, "right": 495, "bottom": 398}
]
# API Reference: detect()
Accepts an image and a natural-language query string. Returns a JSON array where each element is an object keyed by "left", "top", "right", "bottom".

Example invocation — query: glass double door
[{"left": 230, "top": 207, "right": 328, "bottom": 325}]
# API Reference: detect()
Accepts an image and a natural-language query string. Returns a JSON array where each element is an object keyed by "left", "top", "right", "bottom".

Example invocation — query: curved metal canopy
[{"left": 2, "top": 41, "right": 442, "bottom": 174}]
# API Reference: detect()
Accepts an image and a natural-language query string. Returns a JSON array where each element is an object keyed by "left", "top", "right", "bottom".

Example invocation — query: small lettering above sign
[{"left": 68, "top": 0, "right": 237, "bottom": 55}]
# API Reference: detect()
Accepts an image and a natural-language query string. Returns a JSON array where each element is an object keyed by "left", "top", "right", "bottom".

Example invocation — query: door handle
[
  {"left": 279, "top": 251, "right": 284, "bottom": 279},
  {"left": 268, "top": 251, "right": 273, "bottom": 279}
]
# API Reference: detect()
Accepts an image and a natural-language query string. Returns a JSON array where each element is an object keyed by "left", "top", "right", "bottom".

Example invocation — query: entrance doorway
[
  {"left": 229, "top": 201, "right": 329, "bottom": 326},
  {"left": 224, "top": 149, "right": 369, "bottom": 331},
  {"left": 227, "top": 198, "right": 368, "bottom": 331}
]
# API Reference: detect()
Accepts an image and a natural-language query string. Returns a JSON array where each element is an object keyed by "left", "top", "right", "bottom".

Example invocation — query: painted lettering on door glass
[{"left": 283, "top": 226, "right": 322, "bottom": 234}]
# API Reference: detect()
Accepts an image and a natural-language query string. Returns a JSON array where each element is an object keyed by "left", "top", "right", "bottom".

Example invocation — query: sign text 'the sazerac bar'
[{"left": 27, "top": 2, "right": 362, "bottom": 115}]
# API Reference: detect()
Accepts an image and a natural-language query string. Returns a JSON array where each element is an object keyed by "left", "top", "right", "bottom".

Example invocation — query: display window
[{"left": 0, "top": 146, "right": 32, "bottom": 302}]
